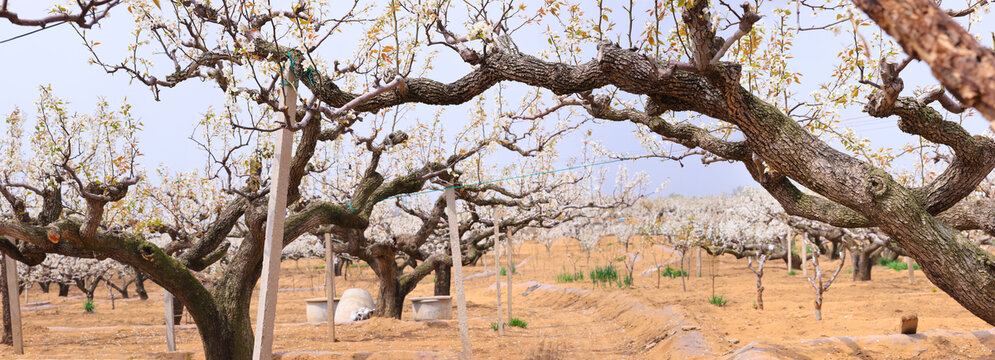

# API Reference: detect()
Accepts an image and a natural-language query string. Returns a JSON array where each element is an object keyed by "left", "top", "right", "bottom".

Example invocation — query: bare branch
[{"left": 1, "top": 0, "right": 121, "bottom": 29}]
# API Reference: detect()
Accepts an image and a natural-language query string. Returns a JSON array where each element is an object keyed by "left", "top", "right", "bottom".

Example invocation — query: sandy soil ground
[{"left": 0, "top": 237, "right": 993, "bottom": 359}]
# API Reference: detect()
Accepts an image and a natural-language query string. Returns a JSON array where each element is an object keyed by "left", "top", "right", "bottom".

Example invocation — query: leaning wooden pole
[
  {"left": 907, "top": 257, "right": 915, "bottom": 284},
  {"left": 324, "top": 233, "right": 337, "bottom": 342},
  {"left": 506, "top": 229, "right": 513, "bottom": 322},
  {"left": 251, "top": 62, "right": 297, "bottom": 360},
  {"left": 445, "top": 188, "right": 472, "bottom": 359},
  {"left": 164, "top": 291, "right": 176, "bottom": 352},
  {"left": 493, "top": 210, "right": 504, "bottom": 336},
  {"left": 4, "top": 254, "right": 23, "bottom": 355}
]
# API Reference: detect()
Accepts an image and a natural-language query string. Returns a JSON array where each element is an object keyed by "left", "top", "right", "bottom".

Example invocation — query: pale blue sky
[{"left": 1, "top": 1, "right": 991, "bottom": 197}]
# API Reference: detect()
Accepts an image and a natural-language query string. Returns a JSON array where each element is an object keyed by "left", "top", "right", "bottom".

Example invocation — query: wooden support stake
[
  {"left": 506, "top": 229, "right": 513, "bottom": 322},
  {"left": 696, "top": 246, "right": 702, "bottom": 278},
  {"left": 251, "top": 63, "right": 297, "bottom": 360},
  {"left": 306, "top": 256, "right": 313, "bottom": 294},
  {"left": 531, "top": 241, "right": 537, "bottom": 273},
  {"left": 4, "top": 254, "right": 23, "bottom": 354},
  {"left": 445, "top": 189, "right": 472, "bottom": 359},
  {"left": 802, "top": 234, "right": 808, "bottom": 278},
  {"left": 164, "top": 291, "right": 176, "bottom": 352},
  {"left": 493, "top": 210, "right": 503, "bottom": 336},
  {"left": 901, "top": 313, "right": 918, "bottom": 334},
  {"left": 324, "top": 233, "right": 337, "bottom": 342},
  {"left": 907, "top": 257, "right": 914, "bottom": 284}
]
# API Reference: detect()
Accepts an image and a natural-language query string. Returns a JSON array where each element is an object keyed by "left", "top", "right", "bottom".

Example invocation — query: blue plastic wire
[
  {"left": 345, "top": 158, "right": 629, "bottom": 214},
  {"left": 280, "top": 50, "right": 319, "bottom": 89}
]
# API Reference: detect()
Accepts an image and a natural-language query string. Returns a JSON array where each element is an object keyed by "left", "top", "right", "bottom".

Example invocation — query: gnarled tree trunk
[
  {"left": 855, "top": 250, "right": 875, "bottom": 281},
  {"left": 374, "top": 274, "right": 404, "bottom": 319},
  {"left": 133, "top": 268, "right": 148, "bottom": 300},
  {"left": 1, "top": 256, "right": 11, "bottom": 345},
  {"left": 434, "top": 261, "right": 451, "bottom": 296},
  {"left": 781, "top": 253, "right": 802, "bottom": 270},
  {"left": 370, "top": 246, "right": 405, "bottom": 318}
]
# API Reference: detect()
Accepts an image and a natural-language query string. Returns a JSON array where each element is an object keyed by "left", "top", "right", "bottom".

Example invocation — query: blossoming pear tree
[{"left": 6, "top": 1, "right": 995, "bottom": 358}]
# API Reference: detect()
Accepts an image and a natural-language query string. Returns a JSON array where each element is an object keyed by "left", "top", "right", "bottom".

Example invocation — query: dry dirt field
[{"left": 1, "top": 237, "right": 994, "bottom": 359}]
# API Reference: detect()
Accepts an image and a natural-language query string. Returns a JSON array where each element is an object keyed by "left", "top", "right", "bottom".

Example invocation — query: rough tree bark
[
  {"left": 370, "top": 246, "right": 404, "bottom": 319},
  {"left": 367, "top": 243, "right": 441, "bottom": 318},
  {"left": 854, "top": 244, "right": 882, "bottom": 281},
  {"left": 172, "top": 297, "right": 184, "bottom": 325},
  {"left": 852, "top": 0, "right": 995, "bottom": 123},
  {"left": 781, "top": 253, "right": 802, "bottom": 270},
  {"left": 0, "top": 255, "right": 11, "bottom": 345},
  {"left": 433, "top": 260, "right": 451, "bottom": 296},
  {"left": 855, "top": 251, "right": 875, "bottom": 281},
  {"left": 5, "top": 4, "right": 995, "bottom": 360},
  {"left": 133, "top": 267, "right": 149, "bottom": 300}
]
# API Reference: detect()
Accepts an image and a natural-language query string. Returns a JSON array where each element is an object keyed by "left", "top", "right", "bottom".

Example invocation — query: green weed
[
  {"left": 660, "top": 266, "right": 687, "bottom": 279},
  {"left": 876, "top": 258, "right": 920, "bottom": 271},
  {"left": 555, "top": 269, "right": 584, "bottom": 283},
  {"left": 590, "top": 265, "right": 618, "bottom": 287}
]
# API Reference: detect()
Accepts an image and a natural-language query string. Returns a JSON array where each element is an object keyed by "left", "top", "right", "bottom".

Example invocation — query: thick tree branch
[{"left": 854, "top": 0, "right": 995, "bottom": 125}]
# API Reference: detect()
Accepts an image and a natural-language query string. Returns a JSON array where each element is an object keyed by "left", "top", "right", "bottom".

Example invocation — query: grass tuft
[
  {"left": 509, "top": 317, "right": 528, "bottom": 328},
  {"left": 615, "top": 273, "right": 633, "bottom": 288},
  {"left": 590, "top": 265, "right": 619, "bottom": 287},
  {"left": 876, "top": 258, "right": 919, "bottom": 271},
  {"left": 660, "top": 266, "right": 688, "bottom": 279},
  {"left": 555, "top": 268, "right": 584, "bottom": 283},
  {"left": 709, "top": 295, "right": 728, "bottom": 307}
]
